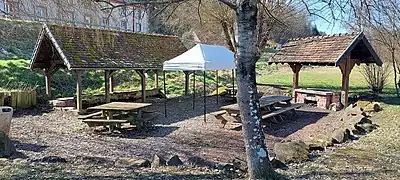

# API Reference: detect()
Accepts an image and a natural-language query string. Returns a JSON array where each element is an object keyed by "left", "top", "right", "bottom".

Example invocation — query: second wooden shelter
[{"left": 269, "top": 32, "right": 382, "bottom": 107}]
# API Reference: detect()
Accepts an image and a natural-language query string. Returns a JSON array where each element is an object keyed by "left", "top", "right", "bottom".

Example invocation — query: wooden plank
[
  {"left": 88, "top": 102, "right": 152, "bottom": 111},
  {"left": 82, "top": 119, "right": 128, "bottom": 128},
  {"left": 78, "top": 111, "right": 103, "bottom": 119},
  {"left": 32, "top": 90, "right": 37, "bottom": 106},
  {"left": 45, "top": 71, "right": 52, "bottom": 99},
  {"left": 220, "top": 96, "right": 292, "bottom": 112},
  {"left": 104, "top": 70, "right": 111, "bottom": 103},
  {"left": 261, "top": 103, "right": 303, "bottom": 120},
  {"left": 11, "top": 92, "right": 17, "bottom": 108},
  {"left": 294, "top": 89, "right": 334, "bottom": 96}
]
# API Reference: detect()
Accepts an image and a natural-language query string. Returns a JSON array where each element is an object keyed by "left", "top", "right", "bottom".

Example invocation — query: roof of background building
[
  {"left": 269, "top": 32, "right": 382, "bottom": 66},
  {"left": 30, "top": 24, "right": 187, "bottom": 70}
]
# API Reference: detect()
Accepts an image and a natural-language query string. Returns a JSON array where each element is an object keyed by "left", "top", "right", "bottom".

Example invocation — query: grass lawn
[{"left": 257, "top": 66, "right": 396, "bottom": 94}]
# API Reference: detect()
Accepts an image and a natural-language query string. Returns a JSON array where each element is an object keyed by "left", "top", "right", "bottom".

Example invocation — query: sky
[{"left": 313, "top": 18, "right": 348, "bottom": 34}]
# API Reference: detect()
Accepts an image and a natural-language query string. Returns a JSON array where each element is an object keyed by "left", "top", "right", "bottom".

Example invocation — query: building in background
[{"left": 0, "top": 0, "right": 148, "bottom": 32}]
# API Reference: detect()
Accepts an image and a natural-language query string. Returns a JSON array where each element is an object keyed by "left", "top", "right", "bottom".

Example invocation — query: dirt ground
[{"left": 0, "top": 91, "right": 353, "bottom": 179}]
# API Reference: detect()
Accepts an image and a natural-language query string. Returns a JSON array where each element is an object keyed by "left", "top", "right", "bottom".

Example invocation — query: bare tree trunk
[
  {"left": 392, "top": 48, "right": 399, "bottom": 97},
  {"left": 235, "top": 0, "right": 273, "bottom": 179}
]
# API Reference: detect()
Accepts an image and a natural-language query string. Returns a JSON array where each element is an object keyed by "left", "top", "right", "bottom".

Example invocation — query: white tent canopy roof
[{"left": 163, "top": 44, "right": 235, "bottom": 71}]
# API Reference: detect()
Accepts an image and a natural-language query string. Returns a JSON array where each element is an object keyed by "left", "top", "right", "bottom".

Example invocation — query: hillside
[{"left": 0, "top": 19, "right": 42, "bottom": 60}]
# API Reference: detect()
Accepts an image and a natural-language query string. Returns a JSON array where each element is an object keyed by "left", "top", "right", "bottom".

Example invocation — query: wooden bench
[
  {"left": 78, "top": 111, "right": 103, "bottom": 120},
  {"left": 82, "top": 119, "right": 129, "bottom": 128},
  {"left": 261, "top": 103, "right": 304, "bottom": 121}
]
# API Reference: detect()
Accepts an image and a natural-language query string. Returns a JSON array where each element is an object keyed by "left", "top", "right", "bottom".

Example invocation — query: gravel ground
[{"left": 2, "top": 94, "right": 347, "bottom": 179}]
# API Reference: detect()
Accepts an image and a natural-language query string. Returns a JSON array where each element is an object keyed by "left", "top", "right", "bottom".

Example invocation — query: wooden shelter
[
  {"left": 30, "top": 24, "right": 187, "bottom": 112},
  {"left": 269, "top": 32, "right": 382, "bottom": 107}
]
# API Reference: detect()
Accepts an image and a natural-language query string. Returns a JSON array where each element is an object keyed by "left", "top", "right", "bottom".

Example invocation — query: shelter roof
[
  {"left": 30, "top": 24, "right": 187, "bottom": 70},
  {"left": 269, "top": 32, "right": 382, "bottom": 66}
]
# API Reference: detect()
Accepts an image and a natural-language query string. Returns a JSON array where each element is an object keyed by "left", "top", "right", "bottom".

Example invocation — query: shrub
[{"left": 360, "top": 64, "right": 390, "bottom": 93}]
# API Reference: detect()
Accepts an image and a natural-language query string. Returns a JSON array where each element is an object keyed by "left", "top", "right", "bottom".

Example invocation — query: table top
[
  {"left": 220, "top": 96, "right": 292, "bottom": 111},
  {"left": 87, "top": 102, "right": 152, "bottom": 111}
]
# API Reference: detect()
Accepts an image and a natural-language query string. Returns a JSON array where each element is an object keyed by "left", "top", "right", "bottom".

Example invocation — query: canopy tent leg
[
  {"left": 203, "top": 71, "right": 207, "bottom": 122},
  {"left": 136, "top": 70, "right": 147, "bottom": 102},
  {"left": 184, "top": 71, "right": 191, "bottom": 96},
  {"left": 232, "top": 69, "right": 235, "bottom": 97},
  {"left": 289, "top": 63, "right": 302, "bottom": 102},
  {"left": 216, "top": 70, "right": 219, "bottom": 104},
  {"left": 339, "top": 56, "right": 355, "bottom": 107},
  {"left": 104, "top": 70, "right": 111, "bottom": 103},
  {"left": 163, "top": 71, "right": 167, "bottom": 117},
  {"left": 193, "top": 71, "right": 196, "bottom": 110},
  {"left": 76, "top": 70, "right": 83, "bottom": 113}
]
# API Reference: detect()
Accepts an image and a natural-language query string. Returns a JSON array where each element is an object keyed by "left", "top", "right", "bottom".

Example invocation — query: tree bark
[
  {"left": 235, "top": 0, "right": 273, "bottom": 179},
  {"left": 392, "top": 48, "right": 399, "bottom": 97}
]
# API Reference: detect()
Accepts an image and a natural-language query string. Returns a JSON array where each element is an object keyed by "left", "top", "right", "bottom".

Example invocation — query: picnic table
[
  {"left": 213, "top": 96, "right": 303, "bottom": 128},
  {"left": 80, "top": 102, "right": 156, "bottom": 132}
]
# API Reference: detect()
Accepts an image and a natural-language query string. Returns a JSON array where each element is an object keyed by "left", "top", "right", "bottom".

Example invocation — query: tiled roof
[
  {"left": 31, "top": 24, "right": 187, "bottom": 70},
  {"left": 269, "top": 32, "right": 382, "bottom": 66}
]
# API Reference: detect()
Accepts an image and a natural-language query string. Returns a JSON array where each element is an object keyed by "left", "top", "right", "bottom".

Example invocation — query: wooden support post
[
  {"left": 44, "top": 70, "right": 52, "bottom": 99},
  {"left": 136, "top": 70, "right": 146, "bottom": 102},
  {"left": 184, "top": 71, "right": 190, "bottom": 96},
  {"left": 104, "top": 70, "right": 111, "bottom": 103},
  {"left": 289, "top": 63, "right": 302, "bottom": 102},
  {"left": 109, "top": 70, "right": 116, "bottom": 93},
  {"left": 154, "top": 70, "right": 159, "bottom": 89},
  {"left": 339, "top": 56, "right": 355, "bottom": 107},
  {"left": 76, "top": 70, "right": 83, "bottom": 113}
]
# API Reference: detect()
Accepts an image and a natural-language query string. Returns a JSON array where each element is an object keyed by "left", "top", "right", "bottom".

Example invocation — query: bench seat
[
  {"left": 261, "top": 103, "right": 303, "bottom": 120},
  {"left": 78, "top": 111, "right": 103, "bottom": 119},
  {"left": 82, "top": 119, "right": 128, "bottom": 127}
]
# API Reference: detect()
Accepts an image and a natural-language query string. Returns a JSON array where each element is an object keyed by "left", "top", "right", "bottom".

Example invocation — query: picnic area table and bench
[
  {"left": 212, "top": 96, "right": 303, "bottom": 128},
  {"left": 79, "top": 102, "right": 158, "bottom": 132}
]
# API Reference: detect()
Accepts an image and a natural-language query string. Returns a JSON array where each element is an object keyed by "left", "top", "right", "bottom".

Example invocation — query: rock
[
  {"left": 270, "top": 158, "right": 288, "bottom": 170},
  {"left": 358, "top": 117, "right": 373, "bottom": 124},
  {"left": 331, "top": 128, "right": 350, "bottom": 144},
  {"left": 329, "top": 102, "right": 343, "bottom": 111},
  {"left": 273, "top": 140, "right": 309, "bottom": 163},
  {"left": 364, "top": 102, "right": 382, "bottom": 112},
  {"left": 115, "top": 157, "right": 151, "bottom": 168},
  {"left": 216, "top": 163, "right": 235, "bottom": 173},
  {"left": 151, "top": 154, "right": 166, "bottom": 168},
  {"left": 355, "top": 123, "right": 379, "bottom": 134},
  {"left": 232, "top": 158, "right": 247, "bottom": 172},
  {"left": 309, "top": 135, "right": 333, "bottom": 151},
  {"left": 167, "top": 155, "right": 183, "bottom": 166},
  {"left": 373, "top": 103, "right": 382, "bottom": 112},
  {"left": 0, "top": 131, "right": 16, "bottom": 158},
  {"left": 35, "top": 156, "right": 67, "bottom": 163}
]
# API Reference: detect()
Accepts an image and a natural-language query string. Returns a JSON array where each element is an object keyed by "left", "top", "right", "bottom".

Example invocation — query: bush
[{"left": 360, "top": 64, "right": 390, "bottom": 93}]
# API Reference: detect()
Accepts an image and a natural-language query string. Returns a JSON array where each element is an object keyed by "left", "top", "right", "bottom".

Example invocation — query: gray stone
[
  {"left": 355, "top": 123, "right": 379, "bottom": 134},
  {"left": 331, "top": 128, "right": 350, "bottom": 144},
  {"left": 273, "top": 140, "right": 309, "bottom": 164},
  {"left": 270, "top": 158, "right": 288, "bottom": 170},
  {"left": 0, "top": 131, "right": 16, "bottom": 158},
  {"left": 167, "top": 155, "right": 183, "bottom": 166},
  {"left": 358, "top": 117, "right": 373, "bottom": 124},
  {"left": 115, "top": 157, "right": 151, "bottom": 168},
  {"left": 151, "top": 154, "right": 166, "bottom": 168}
]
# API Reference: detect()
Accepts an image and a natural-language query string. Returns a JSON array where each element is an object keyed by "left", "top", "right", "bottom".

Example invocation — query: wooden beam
[
  {"left": 339, "top": 56, "right": 356, "bottom": 107},
  {"left": 184, "top": 71, "right": 191, "bottom": 96},
  {"left": 104, "top": 70, "right": 111, "bottom": 103},
  {"left": 44, "top": 70, "right": 52, "bottom": 99},
  {"left": 289, "top": 63, "right": 302, "bottom": 101},
  {"left": 109, "top": 70, "right": 117, "bottom": 93},
  {"left": 76, "top": 70, "right": 83, "bottom": 113},
  {"left": 154, "top": 70, "right": 159, "bottom": 89},
  {"left": 136, "top": 70, "right": 146, "bottom": 102}
]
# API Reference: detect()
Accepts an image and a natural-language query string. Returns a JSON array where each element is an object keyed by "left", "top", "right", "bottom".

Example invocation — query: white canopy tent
[
  {"left": 163, "top": 44, "right": 236, "bottom": 71},
  {"left": 162, "top": 44, "right": 236, "bottom": 121}
]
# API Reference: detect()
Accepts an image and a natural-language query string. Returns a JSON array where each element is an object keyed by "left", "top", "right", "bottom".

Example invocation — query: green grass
[{"left": 257, "top": 66, "right": 396, "bottom": 93}]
